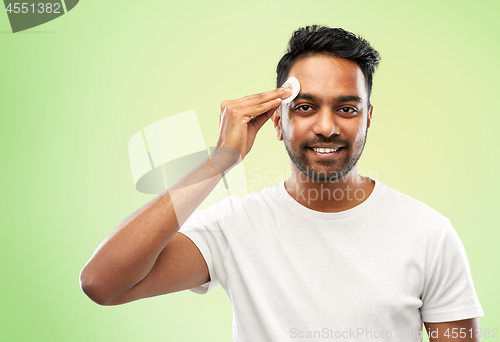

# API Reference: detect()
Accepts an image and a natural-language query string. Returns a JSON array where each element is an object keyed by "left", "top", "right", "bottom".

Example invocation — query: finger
[
  {"left": 233, "top": 84, "right": 292, "bottom": 108},
  {"left": 250, "top": 106, "right": 278, "bottom": 130},
  {"left": 219, "top": 84, "right": 291, "bottom": 114},
  {"left": 243, "top": 97, "right": 283, "bottom": 119}
]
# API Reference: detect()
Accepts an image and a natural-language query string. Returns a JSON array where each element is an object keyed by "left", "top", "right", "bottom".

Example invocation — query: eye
[
  {"left": 294, "top": 105, "right": 314, "bottom": 113},
  {"left": 339, "top": 107, "right": 357, "bottom": 115}
]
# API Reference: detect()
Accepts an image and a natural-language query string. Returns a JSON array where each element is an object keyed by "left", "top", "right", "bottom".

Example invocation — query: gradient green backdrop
[{"left": 1, "top": 0, "right": 498, "bottom": 341}]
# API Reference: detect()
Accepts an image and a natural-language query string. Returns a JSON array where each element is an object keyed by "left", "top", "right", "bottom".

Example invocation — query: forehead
[{"left": 287, "top": 54, "right": 367, "bottom": 100}]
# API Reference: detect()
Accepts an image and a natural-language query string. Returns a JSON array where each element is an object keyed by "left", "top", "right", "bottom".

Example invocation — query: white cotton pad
[{"left": 281, "top": 76, "right": 300, "bottom": 104}]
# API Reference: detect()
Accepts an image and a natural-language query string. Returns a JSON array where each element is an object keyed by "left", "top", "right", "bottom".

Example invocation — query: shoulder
[
  {"left": 187, "top": 182, "right": 282, "bottom": 223},
  {"left": 375, "top": 180, "right": 451, "bottom": 232}
]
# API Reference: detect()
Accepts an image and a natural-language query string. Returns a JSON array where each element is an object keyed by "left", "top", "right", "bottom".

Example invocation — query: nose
[{"left": 311, "top": 108, "right": 340, "bottom": 137}]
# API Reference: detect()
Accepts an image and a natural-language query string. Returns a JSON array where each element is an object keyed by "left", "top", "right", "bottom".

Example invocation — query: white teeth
[{"left": 312, "top": 147, "right": 339, "bottom": 153}]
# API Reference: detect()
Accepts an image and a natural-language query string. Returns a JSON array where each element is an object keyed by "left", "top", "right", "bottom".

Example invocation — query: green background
[{"left": 1, "top": 0, "right": 498, "bottom": 341}]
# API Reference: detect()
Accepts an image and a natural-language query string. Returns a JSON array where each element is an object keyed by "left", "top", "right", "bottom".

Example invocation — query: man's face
[{"left": 273, "top": 54, "right": 373, "bottom": 182}]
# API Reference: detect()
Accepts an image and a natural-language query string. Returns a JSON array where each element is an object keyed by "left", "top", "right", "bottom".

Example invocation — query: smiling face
[{"left": 274, "top": 53, "right": 373, "bottom": 182}]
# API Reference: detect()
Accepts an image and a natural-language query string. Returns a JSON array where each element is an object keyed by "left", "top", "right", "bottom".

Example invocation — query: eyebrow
[{"left": 294, "top": 93, "right": 363, "bottom": 104}]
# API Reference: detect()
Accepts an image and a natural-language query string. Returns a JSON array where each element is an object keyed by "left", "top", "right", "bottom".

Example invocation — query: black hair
[{"left": 276, "top": 25, "right": 381, "bottom": 108}]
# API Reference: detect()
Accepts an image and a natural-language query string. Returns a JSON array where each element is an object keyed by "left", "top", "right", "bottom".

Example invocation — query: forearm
[
  {"left": 425, "top": 318, "right": 481, "bottom": 342},
  {"left": 79, "top": 147, "right": 240, "bottom": 304}
]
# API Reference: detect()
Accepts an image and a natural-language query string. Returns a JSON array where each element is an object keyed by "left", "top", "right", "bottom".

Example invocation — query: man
[{"left": 80, "top": 26, "right": 484, "bottom": 341}]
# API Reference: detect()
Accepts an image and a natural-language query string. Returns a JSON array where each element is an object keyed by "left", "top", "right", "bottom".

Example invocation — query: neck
[{"left": 284, "top": 165, "right": 375, "bottom": 213}]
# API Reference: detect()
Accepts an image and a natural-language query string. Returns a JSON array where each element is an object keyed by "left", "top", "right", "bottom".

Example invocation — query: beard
[{"left": 282, "top": 125, "right": 368, "bottom": 183}]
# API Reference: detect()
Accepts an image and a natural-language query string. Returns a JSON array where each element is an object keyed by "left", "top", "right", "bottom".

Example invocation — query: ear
[
  {"left": 272, "top": 106, "right": 283, "bottom": 141},
  {"left": 367, "top": 104, "right": 373, "bottom": 129}
]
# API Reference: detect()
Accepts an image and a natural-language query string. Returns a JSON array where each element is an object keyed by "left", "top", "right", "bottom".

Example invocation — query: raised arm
[{"left": 79, "top": 84, "right": 292, "bottom": 305}]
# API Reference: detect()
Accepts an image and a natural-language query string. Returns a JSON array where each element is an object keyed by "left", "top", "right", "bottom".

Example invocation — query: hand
[{"left": 215, "top": 84, "right": 292, "bottom": 160}]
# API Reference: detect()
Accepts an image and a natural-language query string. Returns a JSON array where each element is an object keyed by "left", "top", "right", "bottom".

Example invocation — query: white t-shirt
[{"left": 178, "top": 178, "right": 484, "bottom": 341}]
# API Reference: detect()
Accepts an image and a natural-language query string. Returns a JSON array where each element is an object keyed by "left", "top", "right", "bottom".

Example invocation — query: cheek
[
  {"left": 355, "top": 127, "right": 365, "bottom": 139},
  {"left": 282, "top": 117, "right": 297, "bottom": 138},
  {"left": 286, "top": 122, "right": 309, "bottom": 146},
  {"left": 348, "top": 122, "right": 367, "bottom": 145},
  {"left": 352, "top": 126, "right": 367, "bottom": 146},
  {"left": 352, "top": 116, "right": 368, "bottom": 137}
]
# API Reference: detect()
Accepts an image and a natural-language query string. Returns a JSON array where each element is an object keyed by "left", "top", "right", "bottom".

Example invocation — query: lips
[
  {"left": 308, "top": 146, "right": 344, "bottom": 150},
  {"left": 307, "top": 146, "right": 345, "bottom": 158}
]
